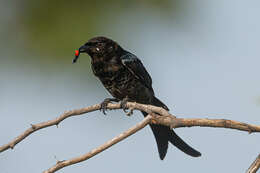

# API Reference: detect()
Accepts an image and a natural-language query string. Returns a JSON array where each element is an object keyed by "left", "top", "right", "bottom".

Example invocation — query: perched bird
[{"left": 73, "top": 36, "right": 201, "bottom": 160}]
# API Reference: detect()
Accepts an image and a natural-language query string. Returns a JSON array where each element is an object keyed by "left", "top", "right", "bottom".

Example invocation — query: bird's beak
[
  {"left": 72, "top": 45, "right": 89, "bottom": 64},
  {"left": 79, "top": 45, "right": 89, "bottom": 53}
]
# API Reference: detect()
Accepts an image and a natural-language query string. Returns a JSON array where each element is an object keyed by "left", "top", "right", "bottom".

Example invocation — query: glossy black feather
[
  {"left": 74, "top": 36, "right": 201, "bottom": 159},
  {"left": 121, "top": 52, "right": 154, "bottom": 93}
]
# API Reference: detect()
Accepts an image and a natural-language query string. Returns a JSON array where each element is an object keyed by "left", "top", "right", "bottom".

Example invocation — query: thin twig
[
  {"left": 246, "top": 154, "right": 260, "bottom": 173},
  {"left": 0, "top": 104, "right": 101, "bottom": 153},
  {"left": 43, "top": 115, "right": 152, "bottom": 173}
]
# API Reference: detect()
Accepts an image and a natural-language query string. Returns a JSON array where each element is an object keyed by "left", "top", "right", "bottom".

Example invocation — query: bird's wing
[{"left": 120, "top": 52, "right": 154, "bottom": 93}]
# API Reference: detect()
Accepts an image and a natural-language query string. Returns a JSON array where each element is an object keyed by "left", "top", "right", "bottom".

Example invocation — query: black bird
[{"left": 73, "top": 36, "right": 201, "bottom": 160}]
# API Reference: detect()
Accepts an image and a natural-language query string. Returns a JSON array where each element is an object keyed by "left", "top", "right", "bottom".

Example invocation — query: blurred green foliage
[{"left": 18, "top": 0, "right": 181, "bottom": 58}]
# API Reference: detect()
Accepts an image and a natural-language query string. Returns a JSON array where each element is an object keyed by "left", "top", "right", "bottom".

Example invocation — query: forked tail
[{"left": 142, "top": 96, "right": 201, "bottom": 160}]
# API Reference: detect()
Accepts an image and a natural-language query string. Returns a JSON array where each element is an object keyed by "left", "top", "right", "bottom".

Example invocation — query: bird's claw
[
  {"left": 120, "top": 98, "right": 130, "bottom": 114},
  {"left": 100, "top": 98, "right": 119, "bottom": 115},
  {"left": 100, "top": 100, "right": 109, "bottom": 115},
  {"left": 100, "top": 97, "right": 131, "bottom": 115}
]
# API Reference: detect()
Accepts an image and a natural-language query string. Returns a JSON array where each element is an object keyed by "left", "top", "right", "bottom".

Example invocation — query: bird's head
[{"left": 73, "top": 36, "right": 122, "bottom": 63}]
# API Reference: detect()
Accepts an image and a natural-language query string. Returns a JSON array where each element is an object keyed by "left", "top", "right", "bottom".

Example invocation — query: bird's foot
[
  {"left": 120, "top": 97, "right": 133, "bottom": 116},
  {"left": 100, "top": 98, "right": 119, "bottom": 115}
]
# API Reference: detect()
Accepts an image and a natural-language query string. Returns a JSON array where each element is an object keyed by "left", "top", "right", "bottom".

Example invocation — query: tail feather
[
  {"left": 142, "top": 111, "right": 169, "bottom": 160},
  {"left": 168, "top": 130, "right": 201, "bottom": 157},
  {"left": 152, "top": 96, "right": 169, "bottom": 111},
  {"left": 142, "top": 96, "right": 201, "bottom": 160}
]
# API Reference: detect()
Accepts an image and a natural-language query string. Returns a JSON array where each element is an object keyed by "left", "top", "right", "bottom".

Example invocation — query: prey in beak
[{"left": 72, "top": 45, "right": 88, "bottom": 63}]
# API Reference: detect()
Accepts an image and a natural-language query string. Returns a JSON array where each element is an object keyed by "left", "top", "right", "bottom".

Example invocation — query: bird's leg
[
  {"left": 120, "top": 97, "right": 131, "bottom": 114},
  {"left": 100, "top": 98, "right": 120, "bottom": 115}
]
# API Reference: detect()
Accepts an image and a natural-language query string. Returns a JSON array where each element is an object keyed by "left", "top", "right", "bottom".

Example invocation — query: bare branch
[
  {"left": 152, "top": 115, "right": 260, "bottom": 133},
  {"left": 1, "top": 102, "right": 259, "bottom": 154},
  {"left": 246, "top": 154, "right": 260, "bottom": 173},
  {"left": 0, "top": 102, "right": 259, "bottom": 173},
  {"left": 43, "top": 115, "right": 152, "bottom": 173}
]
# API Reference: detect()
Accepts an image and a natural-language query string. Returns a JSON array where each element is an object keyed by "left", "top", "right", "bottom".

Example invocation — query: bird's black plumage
[{"left": 73, "top": 36, "right": 201, "bottom": 160}]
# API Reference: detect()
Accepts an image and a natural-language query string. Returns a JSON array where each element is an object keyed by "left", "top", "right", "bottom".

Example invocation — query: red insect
[
  {"left": 75, "top": 50, "right": 79, "bottom": 56},
  {"left": 73, "top": 50, "right": 80, "bottom": 63}
]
